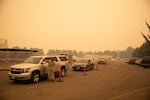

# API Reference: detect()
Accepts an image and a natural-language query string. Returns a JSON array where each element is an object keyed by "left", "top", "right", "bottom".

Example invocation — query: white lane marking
[{"left": 109, "top": 87, "right": 150, "bottom": 100}]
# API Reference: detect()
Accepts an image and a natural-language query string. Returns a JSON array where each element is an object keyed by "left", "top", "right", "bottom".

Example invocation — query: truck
[{"left": 8, "top": 55, "right": 69, "bottom": 83}]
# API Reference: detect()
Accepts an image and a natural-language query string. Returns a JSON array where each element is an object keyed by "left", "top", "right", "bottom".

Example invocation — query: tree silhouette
[
  {"left": 141, "top": 20, "right": 150, "bottom": 43},
  {"left": 132, "top": 20, "right": 150, "bottom": 57}
]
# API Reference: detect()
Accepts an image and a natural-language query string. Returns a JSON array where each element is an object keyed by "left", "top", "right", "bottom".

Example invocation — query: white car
[
  {"left": 135, "top": 58, "right": 142, "bottom": 65},
  {"left": 9, "top": 55, "right": 68, "bottom": 83}
]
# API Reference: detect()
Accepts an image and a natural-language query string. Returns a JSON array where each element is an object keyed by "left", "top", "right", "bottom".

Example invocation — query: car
[
  {"left": 8, "top": 55, "right": 69, "bottom": 83},
  {"left": 128, "top": 58, "right": 137, "bottom": 64},
  {"left": 123, "top": 58, "right": 130, "bottom": 63},
  {"left": 135, "top": 58, "right": 142, "bottom": 65},
  {"left": 72, "top": 58, "right": 95, "bottom": 71},
  {"left": 96, "top": 58, "right": 107, "bottom": 64},
  {"left": 140, "top": 56, "right": 150, "bottom": 68}
]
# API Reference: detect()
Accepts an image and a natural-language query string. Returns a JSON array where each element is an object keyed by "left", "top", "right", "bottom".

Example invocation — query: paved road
[{"left": 0, "top": 62, "right": 150, "bottom": 100}]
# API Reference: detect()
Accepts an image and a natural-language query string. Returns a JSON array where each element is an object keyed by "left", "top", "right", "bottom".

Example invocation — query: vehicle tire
[
  {"left": 144, "top": 66, "right": 147, "bottom": 68},
  {"left": 31, "top": 71, "right": 40, "bottom": 83},
  {"left": 14, "top": 80, "right": 20, "bottom": 83},
  {"left": 61, "top": 67, "right": 66, "bottom": 77}
]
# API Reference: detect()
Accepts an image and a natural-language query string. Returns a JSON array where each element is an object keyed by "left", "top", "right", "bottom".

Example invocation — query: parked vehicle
[
  {"left": 123, "top": 58, "right": 130, "bottom": 63},
  {"left": 72, "top": 58, "right": 95, "bottom": 71},
  {"left": 128, "top": 58, "right": 137, "bottom": 64},
  {"left": 8, "top": 55, "right": 69, "bottom": 83},
  {"left": 141, "top": 56, "right": 150, "bottom": 68},
  {"left": 135, "top": 58, "right": 142, "bottom": 65},
  {"left": 97, "top": 58, "right": 107, "bottom": 64}
]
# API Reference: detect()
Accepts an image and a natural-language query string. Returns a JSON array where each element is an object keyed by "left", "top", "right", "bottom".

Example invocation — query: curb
[{"left": 0, "top": 68, "right": 9, "bottom": 71}]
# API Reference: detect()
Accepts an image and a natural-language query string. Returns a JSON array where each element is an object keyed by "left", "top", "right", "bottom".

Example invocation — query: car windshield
[{"left": 24, "top": 57, "right": 42, "bottom": 64}]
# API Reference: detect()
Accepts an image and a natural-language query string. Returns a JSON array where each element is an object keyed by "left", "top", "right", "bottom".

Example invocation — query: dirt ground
[
  {"left": 1, "top": 62, "right": 150, "bottom": 100},
  {"left": 0, "top": 62, "right": 19, "bottom": 68}
]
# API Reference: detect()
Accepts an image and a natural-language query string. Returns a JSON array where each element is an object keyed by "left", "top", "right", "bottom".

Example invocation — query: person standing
[
  {"left": 67, "top": 55, "right": 73, "bottom": 70},
  {"left": 48, "top": 59, "right": 56, "bottom": 81}
]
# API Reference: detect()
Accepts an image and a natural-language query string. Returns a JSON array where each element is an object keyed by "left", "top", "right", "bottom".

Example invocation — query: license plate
[
  {"left": 11, "top": 75, "right": 15, "bottom": 79},
  {"left": 77, "top": 67, "right": 80, "bottom": 69}
]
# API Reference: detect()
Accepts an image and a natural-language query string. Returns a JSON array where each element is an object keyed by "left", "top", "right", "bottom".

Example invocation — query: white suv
[{"left": 8, "top": 55, "right": 68, "bottom": 83}]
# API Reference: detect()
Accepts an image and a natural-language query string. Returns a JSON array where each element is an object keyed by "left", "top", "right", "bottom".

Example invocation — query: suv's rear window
[
  {"left": 50, "top": 57, "right": 58, "bottom": 62},
  {"left": 59, "top": 57, "right": 67, "bottom": 61}
]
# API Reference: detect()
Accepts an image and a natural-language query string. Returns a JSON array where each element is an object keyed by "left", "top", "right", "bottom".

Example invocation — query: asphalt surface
[{"left": 0, "top": 61, "right": 150, "bottom": 100}]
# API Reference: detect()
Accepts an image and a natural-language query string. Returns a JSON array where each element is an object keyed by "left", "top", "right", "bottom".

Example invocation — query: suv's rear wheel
[{"left": 31, "top": 71, "right": 40, "bottom": 83}]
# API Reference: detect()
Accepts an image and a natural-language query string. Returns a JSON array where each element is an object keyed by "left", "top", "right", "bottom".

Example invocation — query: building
[{"left": 0, "top": 48, "right": 38, "bottom": 63}]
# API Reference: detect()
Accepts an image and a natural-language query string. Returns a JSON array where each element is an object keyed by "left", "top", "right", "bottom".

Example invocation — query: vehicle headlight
[{"left": 22, "top": 68, "right": 31, "bottom": 73}]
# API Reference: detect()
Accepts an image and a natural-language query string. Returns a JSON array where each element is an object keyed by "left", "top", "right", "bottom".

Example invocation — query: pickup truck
[{"left": 8, "top": 55, "right": 69, "bottom": 83}]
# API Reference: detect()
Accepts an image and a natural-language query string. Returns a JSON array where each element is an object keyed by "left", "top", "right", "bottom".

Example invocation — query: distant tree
[
  {"left": 96, "top": 51, "right": 103, "bottom": 55},
  {"left": 119, "top": 51, "right": 127, "bottom": 58},
  {"left": 118, "top": 47, "right": 134, "bottom": 58},
  {"left": 103, "top": 50, "right": 111, "bottom": 55},
  {"left": 85, "top": 51, "right": 93, "bottom": 55},
  {"left": 46, "top": 48, "right": 136, "bottom": 58},
  {"left": 132, "top": 42, "right": 150, "bottom": 58},
  {"left": 78, "top": 51, "right": 84, "bottom": 57},
  {"left": 23, "top": 47, "right": 27, "bottom": 49},
  {"left": 126, "top": 47, "right": 134, "bottom": 57},
  {"left": 132, "top": 47, "right": 140, "bottom": 57},
  {"left": 12, "top": 46, "right": 20, "bottom": 49},
  {"left": 72, "top": 50, "right": 78, "bottom": 56},
  {"left": 47, "top": 49, "right": 56, "bottom": 55},
  {"left": 132, "top": 20, "right": 150, "bottom": 58},
  {"left": 47, "top": 49, "right": 79, "bottom": 56},
  {"left": 31, "top": 48, "right": 44, "bottom": 55},
  {"left": 139, "top": 42, "right": 150, "bottom": 57},
  {"left": 111, "top": 51, "right": 118, "bottom": 58}
]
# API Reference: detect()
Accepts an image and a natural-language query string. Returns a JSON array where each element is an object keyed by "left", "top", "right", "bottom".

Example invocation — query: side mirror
[{"left": 41, "top": 61, "right": 47, "bottom": 64}]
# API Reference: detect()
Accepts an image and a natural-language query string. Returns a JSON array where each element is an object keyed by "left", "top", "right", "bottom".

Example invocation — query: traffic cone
[
  {"left": 95, "top": 61, "right": 98, "bottom": 71},
  {"left": 83, "top": 64, "right": 87, "bottom": 76},
  {"left": 57, "top": 69, "right": 63, "bottom": 82}
]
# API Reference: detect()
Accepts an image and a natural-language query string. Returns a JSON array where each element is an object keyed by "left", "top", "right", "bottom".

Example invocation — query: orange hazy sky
[{"left": 0, "top": 0, "right": 150, "bottom": 53}]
